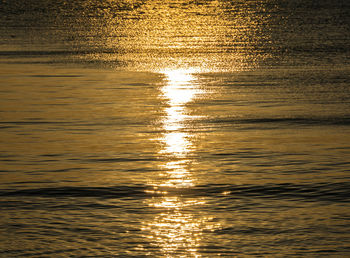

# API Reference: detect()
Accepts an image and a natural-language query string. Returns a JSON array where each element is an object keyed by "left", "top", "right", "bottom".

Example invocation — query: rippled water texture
[{"left": 1, "top": 0, "right": 350, "bottom": 257}]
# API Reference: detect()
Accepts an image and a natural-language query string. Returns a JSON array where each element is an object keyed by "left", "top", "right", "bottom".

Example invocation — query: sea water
[{"left": 1, "top": 0, "right": 350, "bottom": 256}]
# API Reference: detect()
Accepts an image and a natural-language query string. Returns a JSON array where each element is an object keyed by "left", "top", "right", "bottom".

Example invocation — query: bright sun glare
[
  {"left": 161, "top": 68, "right": 199, "bottom": 106},
  {"left": 163, "top": 68, "right": 196, "bottom": 84},
  {"left": 144, "top": 68, "right": 212, "bottom": 257},
  {"left": 160, "top": 68, "right": 200, "bottom": 158}
]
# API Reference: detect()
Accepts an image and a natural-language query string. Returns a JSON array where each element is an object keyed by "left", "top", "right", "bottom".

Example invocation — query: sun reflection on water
[
  {"left": 158, "top": 68, "right": 200, "bottom": 186},
  {"left": 159, "top": 69, "right": 202, "bottom": 158},
  {"left": 143, "top": 68, "right": 214, "bottom": 256},
  {"left": 143, "top": 198, "right": 213, "bottom": 257}
]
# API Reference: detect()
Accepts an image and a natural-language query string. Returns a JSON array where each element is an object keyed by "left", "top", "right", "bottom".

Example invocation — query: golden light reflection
[
  {"left": 161, "top": 132, "right": 190, "bottom": 157},
  {"left": 143, "top": 68, "right": 213, "bottom": 256},
  {"left": 159, "top": 69, "right": 202, "bottom": 158},
  {"left": 158, "top": 68, "right": 200, "bottom": 187},
  {"left": 158, "top": 160, "right": 192, "bottom": 188},
  {"left": 143, "top": 197, "right": 214, "bottom": 257},
  {"left": 161, "top": 69, "right": 200, "bottom": 106},
  {"left": 94, "top": 0, "right": 267, "bottom": 71}
]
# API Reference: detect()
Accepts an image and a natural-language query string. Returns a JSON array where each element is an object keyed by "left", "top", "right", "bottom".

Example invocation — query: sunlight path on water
[
  {"left": 159, "top": 68, "right": 200, "bottom": 159},
  {"left": 142, "top": 68, "right": 218, "bottom": 256}
]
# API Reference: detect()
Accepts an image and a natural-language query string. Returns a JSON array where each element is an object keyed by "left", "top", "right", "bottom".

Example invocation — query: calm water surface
[{"left": 1, "top": 0, "right": 350, "bottom": 256}]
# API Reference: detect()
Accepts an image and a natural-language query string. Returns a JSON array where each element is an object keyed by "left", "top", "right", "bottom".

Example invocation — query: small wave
[
  {"left": 85, "top": 157, "right": 158, "bottom": 163},
  {"left": 199, "top": 182, "right": 350, "bottom": 202},
  {"left": 0, "top": 186, "right": 147, "bottom": 199},
  {"left": 208, "top": 117, "right": 350, "bottom": 127},
  {"left": 1, "top": 182, "right": 349, "bottom": 203}
]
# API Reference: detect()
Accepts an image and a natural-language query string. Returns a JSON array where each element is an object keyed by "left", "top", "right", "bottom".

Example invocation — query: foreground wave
[{"left": 1, "top": 182, "right": 349, "bottom": 203}]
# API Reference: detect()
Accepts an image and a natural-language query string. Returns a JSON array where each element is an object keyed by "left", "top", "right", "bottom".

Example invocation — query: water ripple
[{"left": 1, "top": 182, "right": 349, "bottom": 203}]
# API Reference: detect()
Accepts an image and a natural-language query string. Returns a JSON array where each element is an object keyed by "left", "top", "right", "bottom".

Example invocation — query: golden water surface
[{"left": 1, "top": 0, "right": 350, "bottom": 256}]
